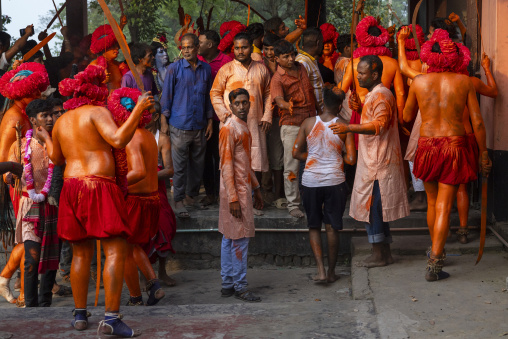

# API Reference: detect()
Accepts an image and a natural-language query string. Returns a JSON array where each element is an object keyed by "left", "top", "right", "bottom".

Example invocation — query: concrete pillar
[
  {"left": 481, "top": 0, "right": 508, "bottom": 222},
  {"left": 66, "top": 0, "right": 87, "bottom": 40}
]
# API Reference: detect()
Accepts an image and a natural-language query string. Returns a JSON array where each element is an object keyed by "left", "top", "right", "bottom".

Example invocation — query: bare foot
[
  {"left": 289, "top": 209, "right": 304, "bottom": 218},
  {"left": 159, "top": 274, "right": 176, "bottom": 287},
  {"left": 312, "top": 274, "right": 327, "bottom": 283},
  {"left": 183, "top": 195, "right": 195, "bottom": 207},
  {"left": 356, "top": 254, "right": 387, "bottom": 268},
  {"left": 253, "top": 208, "right": 264, "bottom": 216},
  {"left": 327, "top": 270, "right": 340, "bottom": 283}
]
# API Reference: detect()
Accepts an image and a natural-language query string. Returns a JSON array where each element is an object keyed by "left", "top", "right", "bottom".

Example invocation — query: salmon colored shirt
[
  {"left": 350, "top": 84, "right": 409, "bottom": 223},
  {"left": 218, "top": 115, "right": 260, "bottom": 240},
  {"left": 210, "top": 59, "right": 272, "bottom": 172}
]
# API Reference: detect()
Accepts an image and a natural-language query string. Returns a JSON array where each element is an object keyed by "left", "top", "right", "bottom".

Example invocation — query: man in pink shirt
[
  {"left": 330, "top": 55, "right": 409, "bottom": 268},
  {"left": 198, "top": 30, "right": 232, "bottom": 206}
]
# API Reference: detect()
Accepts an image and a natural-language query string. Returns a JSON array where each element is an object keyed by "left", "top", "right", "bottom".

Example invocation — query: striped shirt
[{"left": 295, "top": 51, "right": 325, "bottom": 112}]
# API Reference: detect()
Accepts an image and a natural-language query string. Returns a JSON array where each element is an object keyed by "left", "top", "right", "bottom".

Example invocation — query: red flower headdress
[
  {"left": 421, "top": 29, "right": 462, "bottom": 74},
  {"left": 107, "top": 87, "right": 152, "bottom": 196},
  {"left": 396, "top": 24, "right": 425, "bottom": 61},
  {"left": 59, "top": 64, "right": 108, "bottom": 110},
  {"left": 218, "top": 21, "right": 246, "bottom": 53},
  {"left": 456, "top": 43, "right": 471, "bottom": 75},
  {"left": 353, "top": 16, "right": 392, "bottom": 58},
  {"left": 90, "top": 24, "right": 117, "bottom": 55},
  {"left": 0, "top": 62, "right": 49, "bottom": 101},
  {"left": 320, "top": 23, "right": 340, "bottom": 48}
]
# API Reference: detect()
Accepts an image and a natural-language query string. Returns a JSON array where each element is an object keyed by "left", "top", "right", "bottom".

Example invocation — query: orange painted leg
[
  {"left": 101, "top": 237, "right": 127, "bottom": 313},
  {"left": 70, "top": 240, "right": 94, "bottom": 309},
  {"left": 0, "top": 243, "right": 24, "bottom": 278},
  {"left": 430, "top": 183, "right": 459, "bottom": 257},
  {"left": 456, "top": 183, "right": 469, "bottom": 227},
  {"left": 423, "top": 181, "right": 438, "bottom": 240},
  {"left": 132, "top": 245, "right": 156, "bottom": 281},
  {"left": 18, "top": 251, "right": 25, "bottom": 304},
  {"left": 124, "top": 244, "right": 141, "bottom": 298}
]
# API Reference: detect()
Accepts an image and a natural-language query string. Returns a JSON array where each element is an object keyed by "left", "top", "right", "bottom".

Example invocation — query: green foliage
[
  {"left": 328, "top": 0, "right": 408, "bottom": 35},
  {"left": 1, "top": 15, "right": 12, "bottom": 32}
]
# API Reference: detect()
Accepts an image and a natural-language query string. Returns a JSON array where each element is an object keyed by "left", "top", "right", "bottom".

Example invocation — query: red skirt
[
  {"left": 467, "top": 133, "right": 479, "bottom": 174},
  {"left": 142, "top": 180, "right": 176, "bottom": 263},
  {"left": 350, "top": 110, "right": 361, "bottom": 150},
  {"left": 413, "top": 136, "right": 477, "bottom": 185},
  {"left": 58, "top": 176, "right": 132, "bottom": 242},
  {"left": 126, "top": 191, "right": 160, "bottom": 245}
]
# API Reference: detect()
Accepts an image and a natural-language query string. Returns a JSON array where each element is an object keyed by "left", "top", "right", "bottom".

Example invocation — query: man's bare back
[
  {"left": 126, "top": 128, "right": 159, "bottom": 194},
  {"left": 406, "top": 73, "right": 477, "bottom": 138}
]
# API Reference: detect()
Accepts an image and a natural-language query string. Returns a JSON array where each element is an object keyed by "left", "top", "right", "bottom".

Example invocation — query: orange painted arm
[
  {"left": 340, "top": 63, "right": 354, "bottom": 93},
  {"left": 344, "top": 132, "right": 357, "bottom": 165},
  {"left": 292, "top": 119, "right": 310, "bottom": 162},
  {"left": 125, "top": 134, "right": 147, "bottom": 186},
  {"left": 158, "top": 133, "right": 174, "bottom": 179},
  {"left": 397, "top": 33, "right": 423, "bottom": 80},
  {"left": 403, "top": 79, "right": 419, "bottom": 124},
  {"left": 467, "top": 80, "right": 487, "bottom": 154},
  {"left": 393, "top": 68, "right": 406, "bottom": 124}
]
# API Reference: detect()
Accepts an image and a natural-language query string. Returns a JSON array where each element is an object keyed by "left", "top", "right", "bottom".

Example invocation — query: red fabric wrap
[
  {"left": 8, "top": 186, "right": 20, "bottom": 219},
  {"left": 349, "top": 110, "right": 361, "bottom": 150},
  {"left": 413, "top": 136, "right": 478, "bottom": 185},
  {"left": 320, "top": 23, "right": 339, "bottom": 48},
  {"left": 142, "top": 179, "right": 176, "bottom": 262},
  {"left": 355, "top": 16, "right": 389, "bottom": 47},
  {"left": 57, "top": 176, "right": 131, "bottom": 242},
  {"left": 218, "top": 21, "right": 246, "bottom": 53},
  {"left": 90, "top": 24, "right": 117, "bottom": 55},
  {"left": 421, "top": 29, "right": 469, "bottom": 74},
  {"left": 467, "top": 133, "right": 479, "bottom": 173},
  {"left": 125, "top": 192, "right": 160, "bottom": 245},
  {"left": 0, "top": 62, "right": 49, "bottom": 100}
]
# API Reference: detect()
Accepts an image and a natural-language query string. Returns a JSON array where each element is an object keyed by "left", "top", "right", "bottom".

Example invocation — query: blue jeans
[
  {"left": 365, "top": 181, "right": 392, "bottom": 244},
  {"left": 221, "top": 236, "right": 249, "bottom": 292}
]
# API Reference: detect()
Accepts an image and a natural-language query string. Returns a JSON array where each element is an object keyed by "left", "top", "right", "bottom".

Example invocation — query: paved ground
[{"left": 0, "top": 230, "right": 506, "bottom": 338}]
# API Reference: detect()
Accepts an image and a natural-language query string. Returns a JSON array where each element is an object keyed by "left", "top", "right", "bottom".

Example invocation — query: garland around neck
[{"left": 24, "top": 130, "right": 54, "bottom": 203}]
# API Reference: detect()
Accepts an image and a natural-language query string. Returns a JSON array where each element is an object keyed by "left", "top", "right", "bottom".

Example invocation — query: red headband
[
  {"left": 320, "top": 23, "right": 340, "bottom": 48},
  {"left": 90, "top": 25, "right": 117, "bottom": 55},
  {"left": 0, "top": 62, "right": 49, "bottom": 101},
  {"left": 59, "top": 65, "right": 108, "bottom": 110},
  {"left": 108, "top": 87, "right": 151, "bottom": 129},
  {"left": 218, "top": 21, "right": 246, "bottom": 52},
  {"left": 354, "top": 16, "right": 392, "bottom": 59},
  {"left": 421, "top": 29, "right": 461, "bottom": 74}
]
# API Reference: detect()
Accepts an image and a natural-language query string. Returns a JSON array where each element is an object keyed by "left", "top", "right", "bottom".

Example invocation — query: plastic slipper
[{"left": 272, "top": 198, "right": 288, "bottom": 210}]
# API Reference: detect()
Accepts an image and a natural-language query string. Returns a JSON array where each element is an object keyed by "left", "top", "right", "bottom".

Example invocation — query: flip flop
[
  {"left": 272, "top": 198, "right": 288, "bottom": 210},
  {"left": 174, "top": 206, "right": 190, "bottom": 219}
]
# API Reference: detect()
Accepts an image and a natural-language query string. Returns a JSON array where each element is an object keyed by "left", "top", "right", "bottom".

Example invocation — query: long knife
[
  {"left": 476, "top": 152, "right": 489, "bottom": 265},
  {"left": 97, "top": 0, "right": 144, "bottom": 91},
  {"left": 45, "top": 1, "right": 67, "bottom": 31},
  {"left": 23, "top": 32, "right": 56, "bottom": 61},
  {"left": 412, "top": 0, "right": 424, "bottom": 56}
]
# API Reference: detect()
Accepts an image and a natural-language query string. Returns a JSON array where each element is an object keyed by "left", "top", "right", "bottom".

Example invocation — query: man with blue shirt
[{"left": 161, "top": 33, "right": 213, "bottom": 218}]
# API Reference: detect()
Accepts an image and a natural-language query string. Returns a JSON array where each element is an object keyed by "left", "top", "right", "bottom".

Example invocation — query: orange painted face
[{"left": 323, "top": 42, "right": 335, "bottom": 57}]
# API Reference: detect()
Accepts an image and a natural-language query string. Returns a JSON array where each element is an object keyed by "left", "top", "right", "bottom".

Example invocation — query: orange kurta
[
  {"left": 210, "top": 59, "right": 272, "bottom": 172},
  {"left": 218, "top": 115, "right": 260, "bottom": 240},
  {"left": 350, "top": 84, "right": 409, "bottom": 223}
]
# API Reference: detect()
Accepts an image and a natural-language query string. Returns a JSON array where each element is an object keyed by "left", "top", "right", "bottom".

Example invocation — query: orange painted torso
[
  {"left": 126, "top": 128, "right": 159, "bottom": 194},
  {"left": 412, "top": 73, "right": 472, "bottom": 138},
  {"left": 53, "top": 105, "right": 117, "bottom": 178},
  {"left": 0, "top": 103, "right": 31, "bottom": 162}
]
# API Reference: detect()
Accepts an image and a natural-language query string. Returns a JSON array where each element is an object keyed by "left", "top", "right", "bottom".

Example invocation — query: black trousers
[
  {"left": 24, "top": 240, "right": 57, "bottom": 307},
  {"left": 203, "top": 119, "right": 220, "bottom": 197}
]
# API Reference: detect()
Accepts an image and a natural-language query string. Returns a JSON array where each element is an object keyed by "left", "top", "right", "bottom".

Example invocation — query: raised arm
[
  {"left": 340, "top": 63, "right": 354, "bottom": 93},
  {"left": 210, "top": 68, "right": 231, "bottom": 123},
  {"left": 286, "top": 15, "right": 306, "bottom": 44},
  {"left": 158, "top": 133, "right": 174, "bottom": 179},
  {"left": 449, "top": 13, "right": 466, "bottom": 42},
  {"left": 393, "top": 65, "right": 406, "bottom": 123},
  {"left": 94, "top": 92, "right": 155, "bottom": 149},
  {"left": 470, "top": 53, "right": 498, "bottom": 98},
  {"left": 397, "top": 26, "right": 424, "bottom": 80},
  {"left": 403, "top": 79, "right": 419, "bottom": 124},
  {"left": 125, "top": 134, "right": 146, "bottom": 186},
  {"left": 4, "top": 25, "right": 33, "bottom": 62}
]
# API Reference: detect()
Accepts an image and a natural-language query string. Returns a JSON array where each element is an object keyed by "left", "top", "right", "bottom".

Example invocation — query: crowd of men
[{"left": 0, "top": 3, "right": 496, "bottom": 337}]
